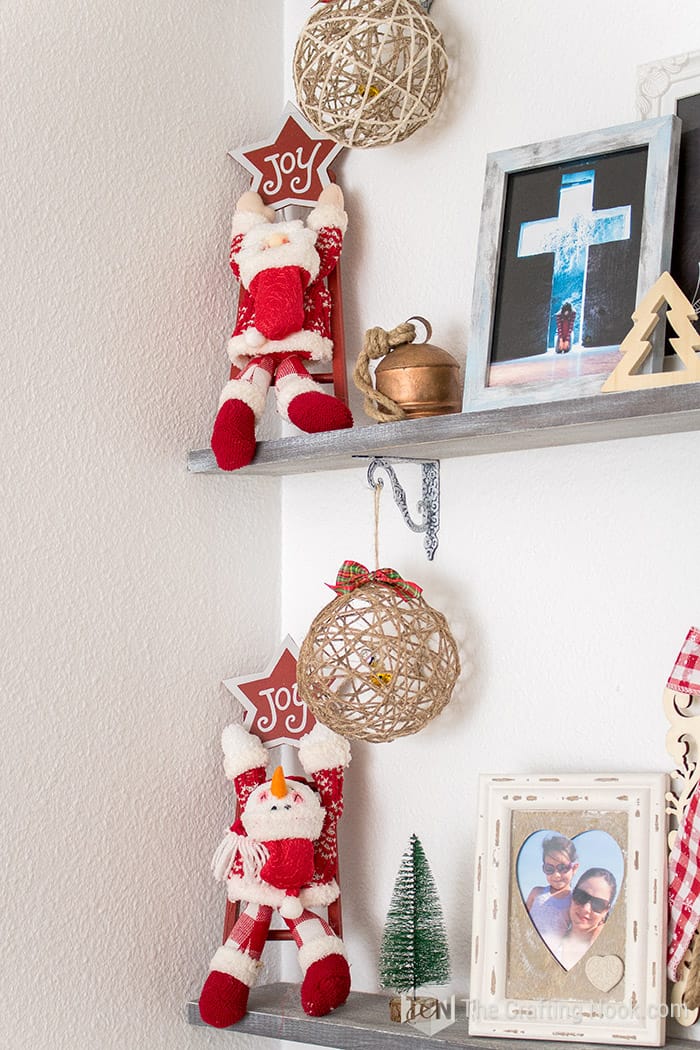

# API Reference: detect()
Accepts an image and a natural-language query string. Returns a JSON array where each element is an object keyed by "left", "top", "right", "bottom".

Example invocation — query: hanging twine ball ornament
[
  {"left": 293, "top": 0, "right": 448, "bottom": 149},
  {"left": 297, "top": 561, "right": 460, "bottom": 742}
]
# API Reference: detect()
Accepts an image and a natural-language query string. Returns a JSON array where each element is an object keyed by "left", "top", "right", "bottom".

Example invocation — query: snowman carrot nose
[{"left": 271, "top": 765, "right": 288, "bottom": 798}]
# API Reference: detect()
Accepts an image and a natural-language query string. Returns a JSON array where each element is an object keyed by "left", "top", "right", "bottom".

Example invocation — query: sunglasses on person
[
  {"left": 572, "top": 887, "right": 611, "bottom": 913},
  {"left": 542, "top": 862, "right": 573, "bottom": 875}
]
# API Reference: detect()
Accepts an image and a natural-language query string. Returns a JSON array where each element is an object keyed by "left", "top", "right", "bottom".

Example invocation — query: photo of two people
[{"left": 517, "top": 828, "right": 625, "bottom": 972}]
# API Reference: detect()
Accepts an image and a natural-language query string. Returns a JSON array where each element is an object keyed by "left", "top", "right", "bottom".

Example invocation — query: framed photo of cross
[{"left": 464, "top": 116, "right": 680, "bottom": 412}]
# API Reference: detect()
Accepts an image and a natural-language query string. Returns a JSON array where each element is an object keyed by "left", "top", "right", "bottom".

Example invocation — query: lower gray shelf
[
  {"left": 186, "top": 983, "right": 486, "bottom": 1049},
  {"left": 188, "top": 385, "right": 700, "bottom": 477},
  {"left": 185, "top": 983, "right": 697, "bottom": 1050}
]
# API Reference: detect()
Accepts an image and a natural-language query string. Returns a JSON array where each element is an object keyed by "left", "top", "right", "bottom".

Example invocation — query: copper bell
[{"left": 374, "top": 317, "right": 461, "bottom": 419}]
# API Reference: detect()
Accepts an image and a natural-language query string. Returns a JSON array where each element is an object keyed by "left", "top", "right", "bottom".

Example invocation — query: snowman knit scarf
[{"left": 668, "top": 785, "right": 700, "bottom": 980}]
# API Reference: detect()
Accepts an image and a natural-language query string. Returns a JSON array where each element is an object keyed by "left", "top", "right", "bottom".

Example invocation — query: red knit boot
[
  {"left": 199, "top": 905, "right": 271, "bottom": 1028},
  {"left": 275, "top": 355, "right": 352, "bottom": 434},
  {"left": 287, "top": 391, "right": 353, "bottom": 434},
  {"left": 199, "top": 969, "right": 251, "bottom": 1029},
  {"left": 210, "top": 356, "right": 275, "bottom": 471},
  {"left": 211, "top": 399, "right": 256, "bottom": 471},
  {"left": 300, "top": 953, "right": 351, "bottom": 1016}
]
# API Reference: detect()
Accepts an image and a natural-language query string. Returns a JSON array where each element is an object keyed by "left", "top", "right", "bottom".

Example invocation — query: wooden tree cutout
[{"left": 601, "top": 271, "right": 700, "bottom": 393}]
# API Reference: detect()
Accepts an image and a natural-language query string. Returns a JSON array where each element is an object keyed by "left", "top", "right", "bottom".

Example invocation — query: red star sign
[
  {"left": 229, "top": 102, "right": 344, "bottom": 210},
  {"left": 222, "top": 635, "right": 317, "bottom": 747}
]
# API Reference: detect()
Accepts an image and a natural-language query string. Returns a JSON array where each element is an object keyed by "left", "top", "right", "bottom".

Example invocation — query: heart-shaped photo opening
[{"left": 516, "top": 829, "right": 624, "bottom": 972}]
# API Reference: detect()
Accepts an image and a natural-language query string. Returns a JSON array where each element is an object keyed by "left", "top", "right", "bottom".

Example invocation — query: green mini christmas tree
[{"left": 378, "top": 834, "right": 451, "bottom": 999}]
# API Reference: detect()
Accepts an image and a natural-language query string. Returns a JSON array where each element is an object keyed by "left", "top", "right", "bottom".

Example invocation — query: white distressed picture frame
[
  {"left": 463, "top": 117, "right": 680, "bottom": 412},
  {"left": 637, "top": 51, "right": 700, "bottom": 119},
  {"left": 636, "top": 51, "right": 700, "bottom": 324},
  {"left": 469, "top": 773, "right": 668, "bottom": 1046}
]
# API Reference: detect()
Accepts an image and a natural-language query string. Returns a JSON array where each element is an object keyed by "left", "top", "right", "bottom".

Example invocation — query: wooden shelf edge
[
  {"left": 188, "top": 386, "right": 700, "bottom": 477},
  {"left": 185, "top": 984, "right": 698, "bottom": 1050}
]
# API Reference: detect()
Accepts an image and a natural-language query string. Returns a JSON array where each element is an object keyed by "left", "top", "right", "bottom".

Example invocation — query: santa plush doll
[
  {"left": 210, "top": 185, "right": 353, "bottom": 471},
  {"left": 198, "top": 722, "right": 351, "bottom": 1028}
]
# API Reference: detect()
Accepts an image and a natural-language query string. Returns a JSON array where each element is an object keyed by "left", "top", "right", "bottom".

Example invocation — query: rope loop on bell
[{"left": 352, "top": 321, "right": 417, "bottom": 423}]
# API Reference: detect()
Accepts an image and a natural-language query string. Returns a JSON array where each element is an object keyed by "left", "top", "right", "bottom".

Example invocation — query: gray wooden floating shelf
[
  {"left": 188, "top": 386, "right": 700, "bottom": 477},
  {"left": 186, "top": 984, "right": 697, "bottom": 1050}
]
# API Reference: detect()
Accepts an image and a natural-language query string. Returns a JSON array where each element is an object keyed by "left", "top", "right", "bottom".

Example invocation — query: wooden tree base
[{"left": 388, "top": 995, "right": 439, "bottom": 1023}]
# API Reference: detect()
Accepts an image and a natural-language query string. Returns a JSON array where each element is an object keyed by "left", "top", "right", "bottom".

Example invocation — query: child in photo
[{"left": 525, "top": 834, "right": 579, "bottom": 943}]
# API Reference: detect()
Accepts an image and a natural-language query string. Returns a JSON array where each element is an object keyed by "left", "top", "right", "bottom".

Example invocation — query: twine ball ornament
[
  {"left": 297, "top": 562, "right": 460, "bottom": 742},
  {"left": 293, "top": 0, "right": 448, "bottom": 149}
]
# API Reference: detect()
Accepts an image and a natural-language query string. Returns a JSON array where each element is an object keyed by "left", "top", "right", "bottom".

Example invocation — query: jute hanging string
[
  {"left": 297, "top": 560, "right": 460, "bottom": 742},
  {"left": 353, "top": 321, "right": 416, "bottom": 422},
  {"left": 293, "top": 0, "right": 448, "bottom": 149}
]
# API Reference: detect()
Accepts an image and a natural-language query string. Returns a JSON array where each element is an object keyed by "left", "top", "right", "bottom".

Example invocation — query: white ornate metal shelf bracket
[
  {"left": 665, "top": 683, "right": 700, "bottom": 1025},
  {"left": 358, "top": 456, "right": 440, "bottom": 561}
]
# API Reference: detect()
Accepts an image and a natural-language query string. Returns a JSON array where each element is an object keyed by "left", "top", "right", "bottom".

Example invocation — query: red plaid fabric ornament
[
  {"left": 667, "top": 627, "right": 700, "bottom": 694},
  {"left": 668, "top": 786, "right": 700, "bottom": 980}
]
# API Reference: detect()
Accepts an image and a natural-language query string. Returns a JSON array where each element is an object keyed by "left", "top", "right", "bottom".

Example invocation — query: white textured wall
[
  {"left": 2, "top": 1, "right": 284, "bottom": 1048},
  {"left": 5, "top": 1, "right": 700, "bottom": 1049},
  {"left": 280, "top": 0, "right": 700, "bottom": 1043}
]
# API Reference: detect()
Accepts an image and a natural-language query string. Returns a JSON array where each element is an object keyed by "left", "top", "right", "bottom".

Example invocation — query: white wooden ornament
[
  {"left": 601, "top": 271, "right": 700, "bottom": 393},
  {"left": 664, "top": 684, "right": 700, "bottom": 1025}
]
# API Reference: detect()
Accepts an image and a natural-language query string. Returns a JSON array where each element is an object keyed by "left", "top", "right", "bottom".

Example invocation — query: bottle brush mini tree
[{"left": 379, "top": 834, "right": 451, "bottom": 999}]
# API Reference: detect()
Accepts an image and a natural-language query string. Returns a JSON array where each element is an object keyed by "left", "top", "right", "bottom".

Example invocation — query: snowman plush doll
[
  {"left": 198, "top": 722, "right": 352, "bottom": 1028},
  {"left": 210, "top": 185, "right": 353, "bottom": 471}
]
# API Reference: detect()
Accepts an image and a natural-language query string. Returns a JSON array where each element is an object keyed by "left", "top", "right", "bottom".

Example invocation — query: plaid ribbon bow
[
  {"left": 328, "top": 560, "right": 422, "bottom": 602},
  {"left": 667, "top": 627, "right": 700, "bottom": 694}
]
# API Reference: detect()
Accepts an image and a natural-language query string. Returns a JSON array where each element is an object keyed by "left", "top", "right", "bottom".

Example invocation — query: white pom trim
[
  {"left": 244, "top": 328, "right": 267, "bottom": 349},
  {"left": 297, "top": 935, "right": 347, "bottom": 974},
  {"left": 231, "top": 211, "right": 272, "bottom": 239},
  {"left": 226, "top": 877, "right": 286, "bottom": 909},
  {"left": 306, "top": 204, "right": 348, "bottom": 236},
  {"left": 217, "top": 378, "right": 268, "bottom": 420},
  {"left": 228, "top": 329, "right": 333, "bottom": 364},
  {"left": 224, "top": 877, "right": 340, "bottom": 909},
  {"left": 300, "top": 880, "right": 341, "bottom": 907},
  {"left": 209, "top": 944, "right": 262, "bottom": 988},
  {"left": 221, "top": 724, "right": 268, "bottom": 779},
  {"left": 298, "top": 724, "right": 351, "bottom": 774},
  {"left": 279, "top": 895, "right": 304, "bottom": 919}
]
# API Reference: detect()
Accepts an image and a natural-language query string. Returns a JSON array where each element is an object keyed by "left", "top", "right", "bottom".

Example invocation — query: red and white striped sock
[
  {"left": 283, "top": 907, "right": 350, "bottom": 1016},
  {"left": 224, "top": 355, "right": 276, "bottom": 413},
  {"left": 199, "top": 903, "right": 273, "bottom": 1028},
  {"left": 224, "top": 901, "right": 274, "bottom": 960}
]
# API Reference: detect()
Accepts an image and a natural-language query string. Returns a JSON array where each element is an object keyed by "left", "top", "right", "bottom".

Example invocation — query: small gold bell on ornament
[{"left": 374, "top": 318, "right": 461, "bottom": 420}]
